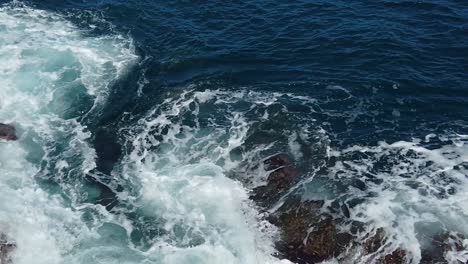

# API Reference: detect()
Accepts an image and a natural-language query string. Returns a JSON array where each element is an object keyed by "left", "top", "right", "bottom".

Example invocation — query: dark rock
[
  {"left": 327, "top": 200, "right": 351, "bottom": 219},
  {"left": 94, "top": 128, "right": 122, "bottom": 175},
  {"left": 249, "top": 153, "right": 467, "bottom": 264},
  {"left": 380, "top": 249, "right": 407, "bottom": 264},
  {"left": 0, "top": 234, "right": 15, "bottom": 264},
  {"left": 328, "top": 200, "right": 341, "bottom": 214},
  {"left": 364, "top": 228, "right": 386, "bottom": 254},
  {"left": 263, "top": 154, "right": 293, "bottom": 171},
  {"left": 341, "top": 203, "right": 350, "bottom": 218},
  {"left": 351, "top": 179, "right": 366, "bottom": 191},
  {"left": 250, "top": 155, "right": 357, "bottom": 263},
  {"left": 0, "top": 123, "right": 17, "bottom": 141},
  {"left": 249, "top": 153, "right": 411, "bottom": 264},
  {"left": 363, "top": 228, "right": 407, "bottom": 264},
  {"left": 421, "top": 232, "right": 466, "bottom": 264},
  {"left": 251, "top": 154, "right": 300, "bottom": 206},
  {"left": 347, "top": 198, "right": 366, "bottom": 208},
  {"left": 270, "top": 197, "right": 353, "bottom": 263}
]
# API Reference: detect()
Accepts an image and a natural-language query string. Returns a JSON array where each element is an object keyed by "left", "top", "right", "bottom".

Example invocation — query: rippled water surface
[{"left": 0, "top": 0, "right": 467, "bottom": 263}]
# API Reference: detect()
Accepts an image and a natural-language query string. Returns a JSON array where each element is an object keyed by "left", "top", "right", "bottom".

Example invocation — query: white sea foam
[
  {"left": 0, "top": 2, "right": 137, "bottom": 263},
  {"left": 116, "top": 89, "right": 312, "bottom": 264},
  {"left": 328, "top": 134, "right": 468, "bottom": 263}
]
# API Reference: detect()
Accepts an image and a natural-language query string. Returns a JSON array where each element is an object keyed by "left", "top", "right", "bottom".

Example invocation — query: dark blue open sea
[{"left": 0, "top": 0, "right": 467, "bottom": 263}]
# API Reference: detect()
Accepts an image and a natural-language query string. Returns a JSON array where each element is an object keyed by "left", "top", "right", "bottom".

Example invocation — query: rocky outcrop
[
  {"left": 252, "top": 155, "right": 353, "bottom": 263},
  {"left": 0, "top": 124, "right": 17, "bottom": 141},
  {"left": 250, "top": 154, "right": 467, "bottom": 264},
  {"left": 269, "top": 197, "right": 353, "bottom": 263},
  {"left": 269, "top": 200, "right": 408, "bottom": 264}
]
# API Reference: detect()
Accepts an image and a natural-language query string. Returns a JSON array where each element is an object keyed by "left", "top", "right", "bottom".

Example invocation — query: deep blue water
[
  {"left": 30, "top": 0, "right": 468, "bottom": 140},
  {"left": 1, "top": 0, "right": 468, "bottom": 263}
]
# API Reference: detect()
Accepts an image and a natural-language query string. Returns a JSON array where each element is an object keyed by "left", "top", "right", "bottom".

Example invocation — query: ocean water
[{"left": 0, "top": 0, "right": 467, "bottom": 263}]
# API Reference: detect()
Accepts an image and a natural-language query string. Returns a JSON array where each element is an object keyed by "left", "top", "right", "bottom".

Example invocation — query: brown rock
[
  {"left": 249, "top": 153, "right": 409, "bottom": 264},
  {"left": 302, "top": 219, "right": 337, "bottom": 258},
  {"left": 0, "top": 124, "right": 17, "bottom": 141},
  {"left": 362, "top": 228, "right": 407, "bottom": 264},
  {"left": 379, "top": 249, "right": 406, "bottom": 264},
  {"left": 251, "top": 154, "right": 300, "bottom": 206},
  {"left": 270, "top": 197, "right": 353, "bottom": 263},
  {"left": 263, "top": 154, "right": 293, "bottom": 170},
  {"left": 364, "top": 228, "right": 386, "bottom": 254},
  {"left": 249, "top": 154, "right": 465, "bottom": 264},
  {"left": 250, "top": 154, "right": 357, "bottom": 263}
]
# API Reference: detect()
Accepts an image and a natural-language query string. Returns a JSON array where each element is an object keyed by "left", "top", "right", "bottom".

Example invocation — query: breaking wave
[{"left": 0, "top": 2, "right": 137, "bottom": 263}]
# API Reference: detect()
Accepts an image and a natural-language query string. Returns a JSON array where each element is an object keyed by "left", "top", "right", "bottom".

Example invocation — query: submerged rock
[
  {"left": 364, "top": 229, "right": 468, "bottom": 264},
  {"left": 421, "top": 232, "right": 467, "bottom": 264},
  {"left": 251, "top": 154, "right": 300, "bottom": 206},
  {"left": 363, "top": 228, "right": 407, "bottom": 264},
  {"left": 0, "top": 124, "right": 17, "bottom": 141},
  {"left": 363, "top": 228, "right": 387, "bottom": 254},
  {"left": 0, "top": 234, "right": 15, "bottom": 264}
]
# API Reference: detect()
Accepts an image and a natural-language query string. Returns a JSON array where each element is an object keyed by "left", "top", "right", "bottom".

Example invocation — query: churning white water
[
  {"left": 0, "top": 3, "right": 291, "bottom": 264},
  {"left": 0, "top": 2, "right": 138, "bottom": 263},
  {"left": 114, "top": 89, "right": 296, "bottom": 264},
  {"left": 327, "top": 134, "right": 468, "bottom": 263}
]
